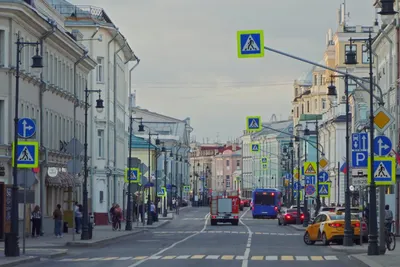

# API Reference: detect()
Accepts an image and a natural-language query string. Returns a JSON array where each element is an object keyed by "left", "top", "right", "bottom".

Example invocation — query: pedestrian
[
  {"left": 75, "top": 204, "right": 83, "bottom": 234},
  {"left": 139, "top": 203, "right": 144, "bottom": 222},
  {"left": 172, "top": 198, "right": 176, "bottom": 209},
  {"left": 109, "top": 203, "right": 116, "bottom": 230},
  {"left": 74, "top": 202, "right": 79, "bottom": 233},
  {"left": 53, "top": 204, "right": 63, "bottom": 238},
  {"left": 150, "top": 202, "right": 156, "bottom": 221},
  {"left": 114, "top": 204, "right": 122, "bottom": 231},
  {"left": 157, "top": 199, "right": 162, "bottom": 214},
  {"left": 31, "top": 205, "right": 41, "bottom": 238},
  {"left": 385, "top": 204, "right": 394, "bottom": 233}
]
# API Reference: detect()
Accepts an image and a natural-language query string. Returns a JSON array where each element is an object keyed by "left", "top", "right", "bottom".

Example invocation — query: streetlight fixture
[
  {"left": 81, "top": 89, "right": 104, "bottom": 240},
  {"left": 379, "top": 0, "right": 397, "bottom": 25},
  {"left": 125, "top": 117, "right": 144, "bottom": 231},
  {"left": 6, "top": 34, "right": 43, "bottom": 257}
]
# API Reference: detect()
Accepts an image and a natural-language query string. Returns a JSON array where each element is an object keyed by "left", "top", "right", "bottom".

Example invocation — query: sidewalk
[{"left": 0, "top": 256, "right": 39, "bottom": 267}]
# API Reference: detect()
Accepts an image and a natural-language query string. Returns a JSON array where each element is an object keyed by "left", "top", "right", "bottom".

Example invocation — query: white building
[
  {"left": 49, "top": 0, "right": 138, "bottom": 224},
  {"left": 0, "top": 0, "right": 96, "bottom": 229},
  {"left": 240, "top": 133, "right": 253, "bottom": 198}
]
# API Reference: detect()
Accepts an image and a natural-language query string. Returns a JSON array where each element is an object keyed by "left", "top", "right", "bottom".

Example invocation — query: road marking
[
  {"left": 162, "top": 256, "right": 175, "bottom": 259},
  {"left": 310, "top": 256, "right": 324, "bottom": 261},
  {"left": 236, "top": 256, "right": 244, "bottom": 260},
  {"left": 176, "top": 255, "right": 191, "bottom": 259},
  {"left": 324, "top": 256, "right": 338, "bottom": 260},
  {"left": 251, "top": 256, "right": 264, "bottom": 260},
  {"left": 149, "top": 256, "right": 162, "bottom": 259},
  {"left": 295, "top": 256, "right": 309, "bottom": 261},
  {"left": 240, "top": 208, "right": 252, "bottom": 267},
  {"left": 133, "top": 256, "right": 147, "bottom": 260},
  {"left": 265, "top": 256, "right": 278, "bottom": 260},
  {"left": 221, "top": 255, "right": 235, "bottom": 260},
  {"left": 205, "top": 255, "right": 220, "bottom": 259},
  {"left": 281, "top": 256, "right": 294, "bottom": 260},
  {"left": 127, "top": 213, "right": 210, "bottom": 267},
  {"left": 191, "top": 255, "right": 205, "bottom": 259},
  {"left": 101, "top": 257, "right": 119, "bottom": 260}
]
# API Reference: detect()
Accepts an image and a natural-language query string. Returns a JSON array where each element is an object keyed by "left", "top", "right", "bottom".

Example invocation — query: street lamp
[
  {"left": 125, "top": 117, "right": 144, "bottom": 231},
  {"left": 379, "top": 0, "right": 397, "bottom": 25},
  {"left": 82, "top": 89, "right": 104, "bottom": 240},
  {"left": 162, "top": 145, "right": 168, "bottom": 217},
  {"left": 6, "top": 34, "right": 43, "bottom": 257},
  {"left": 294, "top": 127, "right": 302, "bottom": 225}
]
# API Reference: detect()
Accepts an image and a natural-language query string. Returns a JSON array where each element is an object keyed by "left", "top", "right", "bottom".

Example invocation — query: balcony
[{"left": 50, "top": 4, "right": 113, "bottom": 23}]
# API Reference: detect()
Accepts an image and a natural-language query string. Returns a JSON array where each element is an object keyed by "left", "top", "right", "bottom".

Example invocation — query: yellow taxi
[{"left": 303, "top": 211, "right": 366, "bottom": 245}]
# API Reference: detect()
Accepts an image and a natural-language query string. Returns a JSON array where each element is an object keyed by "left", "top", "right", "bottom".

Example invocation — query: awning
[
  {"left": 45, "top": 173, "right": 63, "bottom": 187},
  {"left": 60, "top": 172, "right": 74, "bottom": 187}
]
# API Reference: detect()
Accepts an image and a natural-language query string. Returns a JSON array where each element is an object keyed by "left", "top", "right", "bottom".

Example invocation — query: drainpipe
[
  {"left": 113, "top": 41, "right": 127, "bottom": 203},
  {"left": 38, "top": 22, "right": 55, "bottom": 234},
  {"left": 107, "top": 32, "right": 118, "bottom": 212}
]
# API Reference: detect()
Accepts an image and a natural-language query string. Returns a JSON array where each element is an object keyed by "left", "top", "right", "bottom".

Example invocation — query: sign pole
[{"left": 22, "top": 169, "right": 27, "bottom": 255}]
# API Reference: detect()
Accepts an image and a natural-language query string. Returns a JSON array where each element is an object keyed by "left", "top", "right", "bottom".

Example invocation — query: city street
[{"left": 20, "top": 207, "right": 368, "bottom": 267}]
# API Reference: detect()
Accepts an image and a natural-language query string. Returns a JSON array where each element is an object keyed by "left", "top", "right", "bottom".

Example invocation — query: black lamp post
[
  {"left": 6, "top": 34, "right": 43, "bottom": 257},
  {"left": 125, "top": 117, "right": 144, "bottom": 231},
  {"left": 295, "top": 132, "right": 301, "bottom": 225},
  {"left": 82, "top": 89, "right": 104, "bottom": 240},
  {"left": 162, "top": 145, "right": 168, "bottom": 217},
  {"left": 289, "top": 141, "right": 294, "bottom": 206}
]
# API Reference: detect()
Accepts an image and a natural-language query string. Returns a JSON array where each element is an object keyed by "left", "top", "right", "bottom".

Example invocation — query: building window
[
  {"left": 345, "top": 44, "right": 357, "bottom": 62},
  {"left": 314, "top": 99, "right": 317, "bottom": 110},
  {"left": 307, "top": 101, "right": 310, "bottom": 112},
  {"left": 314, "top": 75, "right": 317, "bottom": 85},
  {"left": 236, "top": 160, "right": 240, "bottom": 167},
  {"left": 348, "top": 79, "right": 356, "bottom": 93},
  {"left": 96, "top": 57, "right": 104, "bottom": 83},
  {"left": 97, "top": 129, "right": 104, "bottom": 158},
  {"left": 296, "top": 107, "right": 299, "bottom": 118},
  {"left": 322, "top": 99, "right": 326, "bottom": 109},
  {"left": 0, "top": 30, "right": 5, "bottom": 65},
  {"left": 226, "top": 160, "right": 230, "bottom": 166},
  {"left": 226, "top": 175, "right": 230, "bottom": 188},
  {"left": 362, "top": 44, "right": 373, "bottom": 64}
]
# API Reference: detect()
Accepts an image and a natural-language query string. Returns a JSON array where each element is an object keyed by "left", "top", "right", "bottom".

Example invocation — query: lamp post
[
  {"left": 163, "top": 145, "right": 168, "bottom": 217},
  {"left": 125, "top": 118, "right": 144, "bottom": 231},
  {"left": 295, "top": 132, "right": 301, "bottom": 225},
  {"left": 302, "top": 130, "right": 309, "bottom": 227},
  {"left": 144, "top": 130, "right": 160, "bottom": 225},
  {"left": 82, "top": 89, "right": 104, "bottom": 240},
  {"left": 6, "top": 33, "right": 43, "bottom": 257},
  {"left": 327, "top": 72, "right": 353, "bottom": 246}
]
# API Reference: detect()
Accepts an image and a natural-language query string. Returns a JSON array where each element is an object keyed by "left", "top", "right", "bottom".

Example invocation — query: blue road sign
[
  {"left": 352, "top": 133, "right": 368, "bottom": 151},
  {"left": 318, "top": 171, "right": 329, "bottom": 182},
  {"left": 251, "top": 143, "right": 259, "bottom": 152},
  {"left": 127, "top": 169, "right": 139, "bottom": 182},
  {"left": 305, "top": 175, "right": 316, "bottom": 185},
  {"left": 17, "top": 118, "right": 36, "bottom": 138},
  {"left": 293, "top": 190, "right": 302, "bottom": 200},
  {"left": 373, "top": 136, "right": 392, "bottom": 156},
  {"left": 247, "top": 117, "right": 261, "bottom": 131},
  {"left": 371, "top": 158, "right": 393, "bottom": 184},
  {"left": 293, "top": 182, "right": 301, "bottom": 190},
  {"left": 237, "top": 30, "right": 264, "bottom": 58},
  {"left": 285, "top": 173, "right": 292, "bottom": 180},
  {"left": 15, "top": 142, "right": 38, "bottom": 168},
  {"left": 318, "top": 183, "right": 330, "bottom": 197},
  {"left": 352, "top": 151, "right": 368, "bottom": 168},
  {"left": 306, "top": 184, "right": 316, "bottom": 195}
]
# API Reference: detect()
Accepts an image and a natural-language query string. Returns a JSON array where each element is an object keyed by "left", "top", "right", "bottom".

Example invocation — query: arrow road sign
[
  {"left": 318, "top": 171, "right": 329, "bottom": 182},
  {"left": 293, "top": 182, "right": 301, "bottom": 190},
  {"left": 305, "top": 175, "right": 316, "bottom": 185},
  {"left": 373, "top": 136, "right": 392, "bottom": 156},
  {"left": 17, "top": 118, "right": 36, "bottom": 139},
  {"left": 352, "top": 133, "right": 368, "bottom": 151}
]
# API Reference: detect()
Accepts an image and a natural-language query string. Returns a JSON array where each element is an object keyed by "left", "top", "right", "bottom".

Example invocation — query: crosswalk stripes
[
  {"left": 58, "top": 255, "right": 339, "bottom": 261},
  {"left": 152, "top": 230, "right": 301, "bottom": 236}
]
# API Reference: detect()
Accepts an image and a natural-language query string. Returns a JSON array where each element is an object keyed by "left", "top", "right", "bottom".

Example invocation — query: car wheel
[
  {"left": 321, "top": 232, "right": 329, "bottom": 245},
  {"left": 303, "top": 231, "right": 315, "bottom": 245}
]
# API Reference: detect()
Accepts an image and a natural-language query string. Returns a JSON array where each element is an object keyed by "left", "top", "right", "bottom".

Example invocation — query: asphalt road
[{"left": 20, "top": 207, "right": 368, "bottom": 267}]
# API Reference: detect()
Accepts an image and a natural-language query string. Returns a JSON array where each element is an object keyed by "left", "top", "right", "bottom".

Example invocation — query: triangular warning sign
[
  {"left": 319, "top": 185, "right": 328, "bottom": 194},
  {"left": 17, "top": 146, "right": 33, "bottom": 161},
  {"left": 304, "top": 163, "right": 316, "bottom": 174},
  {"left": 249, "top": 119, "right": 259, "bottom": 128},
  {"left": 374, "top": 162, "right": 390, "bottom": 178},
  {"left": 242, "top": 35, "right": 260, "bottom": 52}
]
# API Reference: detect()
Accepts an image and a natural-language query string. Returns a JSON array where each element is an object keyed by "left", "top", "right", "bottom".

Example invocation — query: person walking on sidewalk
[
  {"left": 75, "top": 204, "right": 83, "bottom": 234},
  {"left": 53, "top": 204, "right": 63, "bottom": 238},
  {"left": 31, "top": 205, "right": 41, "bottom": 238},
  {"left": 385, "top": 204, "right": 394, "bottom": 232},
  {"left": 110, "top": 203, "right": 116, "bottom": 230},
  {"left": 113, "top": 204, "right": 122, "bottom": 231},
  {"left": 74, "top": 202, "right": 79, "bottom": 233}
]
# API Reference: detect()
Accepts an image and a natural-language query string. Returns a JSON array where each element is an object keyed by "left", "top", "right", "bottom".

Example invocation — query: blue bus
[{"left": 251, "top": 188, "right": 282, "bottom": 219}]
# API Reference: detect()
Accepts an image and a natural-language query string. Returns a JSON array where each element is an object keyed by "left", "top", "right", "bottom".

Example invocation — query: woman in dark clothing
[{"left": 31, "top": 205, "right": 41, "bottom": 238}]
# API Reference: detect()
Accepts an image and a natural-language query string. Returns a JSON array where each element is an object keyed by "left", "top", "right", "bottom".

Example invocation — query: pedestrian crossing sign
[
  {"left": 367, "top": 156, "right": 395, "bottom": 185},
  {"left": 246, "top": 116, "right": 262, "bottom": 132},
  {"left": 124, "top": 167, "right": 140, "bottom": 184},
  {"left": 183, "top": 185, "right": 191, "bottom": 192},
  {"left": 304, "top": 162, "right": 317, "bottom": 175},
  {"left": 237, "top": 30, "right": 264, "bottom": 58},
  {"left": 157, "top": 186, "right": 167, "bottom": 197},
  {"left": 261, "top": 157, "right": 268, "bottom": 164},
  {"left": 318, "top": 182, "right": 330, "bottom": 197},
  {"left": 12, "top": 141, "right": 39, "bottom": 168},
  {"left": 250, "top": 142, "right": 260, "bottom": 153}
]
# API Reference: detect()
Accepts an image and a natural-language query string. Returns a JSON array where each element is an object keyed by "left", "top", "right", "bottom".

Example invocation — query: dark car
[
  {"left": 181, "top": 199, "right": 188, "bottom": 207},
  {"left": 278, "top": 208, "right": 304, "bottom": 225},
  {"left": 241, "top": 199, "right": 250, "bottom": 207}
]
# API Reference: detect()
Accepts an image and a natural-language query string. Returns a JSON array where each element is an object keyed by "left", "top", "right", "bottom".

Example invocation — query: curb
[
  {"left": 329, "top": 245, "right": 367, "bottom": 255},
  {"left": 45, "top": 249, "right": 68, "bottom": 259},
  {"left": 349, "top": 254, "right": 384, "bottom": 267},
  {"left": 134, "top": 220, "right": 170, "bottom": 228},
  {"left": 66, "top": 229, "right": 145, "bottom": 248},
  {"left": 0, "top": 256, "right": 39, "bottom": 267}
]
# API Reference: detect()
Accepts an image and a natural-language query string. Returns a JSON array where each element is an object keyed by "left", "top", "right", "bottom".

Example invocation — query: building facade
[
  {"left": 49, "top": 0, "right": 138, "bottom": 221},
  {"left": 0, "top": 0, "right": 96, "bottom": 228},
  {"left": 213, "top": 149, "right": 242, "bottom": 192}
]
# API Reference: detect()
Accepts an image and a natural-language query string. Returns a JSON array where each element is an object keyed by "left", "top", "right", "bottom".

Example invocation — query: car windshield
[
  {"left": 329, "top": 214, "right": 358, "bottom": 220},
  {"left": 337, "top": 208, "right": 359, "bottom": 213}
]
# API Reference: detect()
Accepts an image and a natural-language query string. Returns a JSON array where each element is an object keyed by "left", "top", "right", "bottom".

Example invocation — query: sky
[{"left": 70, "top": 0, "right": 375, "bottom": 143}]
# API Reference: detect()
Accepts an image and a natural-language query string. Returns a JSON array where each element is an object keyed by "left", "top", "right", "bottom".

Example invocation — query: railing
[{"left": 50, "top": 4, "right": 108, "bottom": 22}]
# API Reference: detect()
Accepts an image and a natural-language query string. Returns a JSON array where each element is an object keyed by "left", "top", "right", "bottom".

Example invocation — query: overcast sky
[{"left": 71, "top": 0, "right": 375, "bottom": 143}]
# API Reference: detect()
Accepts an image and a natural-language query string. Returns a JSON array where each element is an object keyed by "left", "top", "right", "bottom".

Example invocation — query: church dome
[{"left": 296, "top": 67, "right": 313, "bottom": 86}]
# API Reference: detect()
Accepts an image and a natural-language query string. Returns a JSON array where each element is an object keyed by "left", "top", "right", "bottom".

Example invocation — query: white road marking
[
  {"left": 265, "top": 256, "right": 278, "bottom": 260},
  {"left": 176, "top": 255, "right": 191, "bottom": 259},
  {"left": 128, "top": 213, "right": 210, "bottom": 267},
  {"left": 117, "top": 257, "right": 133, "bottom": 260},
  {"left": 206, "top": 255, "right": 220, "bottom": 259},
  {"left": 239, "top": 208, "right": 252, "bottom": 267},
  {"left": 295, "top": 256, "right": 309, "bottom": 261},
  {"left": 324, "top": 256, "right": 339, "bottom": 260}
]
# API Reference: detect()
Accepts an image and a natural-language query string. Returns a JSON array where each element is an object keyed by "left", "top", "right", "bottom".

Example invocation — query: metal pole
[
  {"left": 291, "top": 149, "right": 294, "bottom": 206},
  {"left": 125, "top": 116, "right": 133, "bottom": 230},
  {"left": 367, "top": 32, "right": 379, "bottom": 256},
  {"left": 22, "top": 170, "right": 27, "bottom": 255},
  {"left": 81, "top": 90, "right": 89, "bottom": 240},
  {"left": 379, "top": 186, "right": 386, "bottom": 254},
  {"left": 147, "top": 132, "right": 152, "bottom": 225},
  {"left": 303, "top": 139, "right": 309, "bottom": 227},
  {"left": 343, "top": 74, "right": 353, "bottom": 247},
  {"left": 315, "top": 120, "right": 321, "bottom": 215},
  {"left": 9, "top": 35, "right": 21, "bottom": 257},
  {"left": 163, "top": 149, "right": 167, "bottom": 217},
  {"left": 338, "top": 162, "right": 340, "bottom": 205},
  {"left": 296, "top": 142, "right": 301, "bottom": 224}
]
